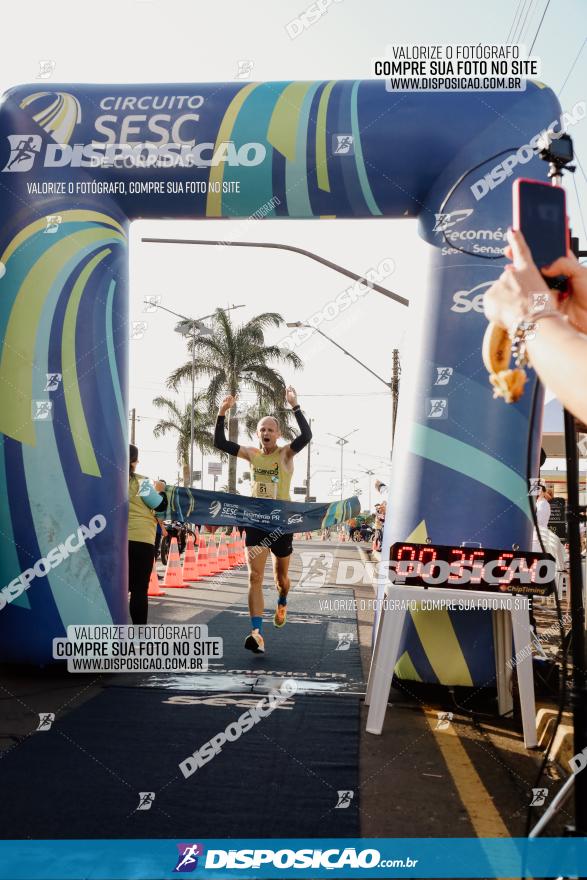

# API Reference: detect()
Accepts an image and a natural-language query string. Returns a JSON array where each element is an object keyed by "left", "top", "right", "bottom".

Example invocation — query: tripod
[{"left": 530, "top": 133, "right": 587, "bottom": 843}]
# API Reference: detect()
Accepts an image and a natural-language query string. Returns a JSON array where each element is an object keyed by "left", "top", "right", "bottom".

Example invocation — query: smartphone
[{"left": 513, "top": 179, "right": 569, "bottom": 290}]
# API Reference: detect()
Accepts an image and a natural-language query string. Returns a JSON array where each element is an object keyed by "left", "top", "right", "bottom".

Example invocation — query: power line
[
  {"left": 506, "top": 0, "right": 526, "bottom": 43},
  {"left": 528, "top": 0, "right": 551, "bottom": 55},
  {"left": 559, "top": 36, "right": 587, "bottom": 96},
  {"left": 513, "top": 0, "right": 534, "bottom": 44}
]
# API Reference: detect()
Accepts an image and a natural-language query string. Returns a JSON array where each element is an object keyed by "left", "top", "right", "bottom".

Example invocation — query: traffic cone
[
  {"left": 182, "top": 533, "right": 200, "bottom": 582},
  {"left": 162, "top": 537, "right": 187, "bottom": 588},
  {"left": 217, "top": 534, "right": 230, "bottom": 571},
  {"left": 209, "top": 538, "right": 222, "bottom": 574},
  {"left": 148, "top": 559, "right": 166, "bottom": 596},
  {"left": 196, "top": 533, "right": 211, "bottom": 577},
  {"left": 228, "top": 529, "right": 239, "bottom": 567}
]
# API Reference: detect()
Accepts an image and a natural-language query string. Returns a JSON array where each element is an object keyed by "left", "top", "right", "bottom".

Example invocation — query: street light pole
[
  {"left": 287, "top": 323, "right": 391, "bottom": 391},
  {"left": 328, "top": 430, "right": 358, "bottom": 501},
  {"left": 363, "top": 469, "right": 375, "bottom": 510}
]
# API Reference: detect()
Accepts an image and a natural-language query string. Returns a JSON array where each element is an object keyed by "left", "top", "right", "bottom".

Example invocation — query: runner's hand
[
  {"left": 219, "top": 394, "right": 237, "bottom": 416},
  {"left": 285, "top": 385, "right": 298, "bottom": 407}
]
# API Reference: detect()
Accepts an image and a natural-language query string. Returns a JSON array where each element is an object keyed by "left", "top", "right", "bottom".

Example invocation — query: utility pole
[
  {"left": 391, "top": 349, "right": 401, "bottom": 449},
  {"left": 130, "top": 408, "right": 136, "bottom": 445},
  {"left": 328, "top": 430, "right": 358, "bottom": 501},
  {"left": 364, "top": 469, "right": 375, "bottom": 511},
  {"left": 305, "top": 418, "right": 312, "bottom": 502}
]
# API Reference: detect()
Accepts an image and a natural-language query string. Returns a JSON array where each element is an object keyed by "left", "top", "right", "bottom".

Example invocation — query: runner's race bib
[{"left": 251, "top": 476, "right": 279, "bottom": 499}]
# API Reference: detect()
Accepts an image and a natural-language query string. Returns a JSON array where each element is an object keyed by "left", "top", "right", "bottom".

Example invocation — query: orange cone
[
  {"left": 208, "top": 538, "right": 222, "bottom": 574},
  {"left": 182, "top": 534, "right": 200, "bottom": 582},
  {"left": 162, "top": 537, "right": 187, "bottom": 588},
  {"left": 196, "top": 533, "right": 211, "bottom": 577},
  {"left": 217, "top": 535, "right": 230, "bottom": 571},
  {"left": 148, "top": 559, "right": 166, "bottom": 596},
  {"left": 227, "top": 529, "right": 239, "bottom": 567}
]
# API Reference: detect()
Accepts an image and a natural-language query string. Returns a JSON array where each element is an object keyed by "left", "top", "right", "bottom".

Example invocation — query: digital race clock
[{"left": 389, "top": 542, "right": 555, "bottom": 596}]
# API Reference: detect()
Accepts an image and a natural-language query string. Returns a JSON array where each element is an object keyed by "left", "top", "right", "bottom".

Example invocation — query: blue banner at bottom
[{"left": 0, "top": 838, "right": 584, "bottom": 879}]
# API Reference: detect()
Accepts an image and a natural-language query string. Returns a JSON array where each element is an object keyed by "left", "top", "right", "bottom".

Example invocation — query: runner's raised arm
[{"left": 284, "top": 385, "right": 312, "bottom": 459}]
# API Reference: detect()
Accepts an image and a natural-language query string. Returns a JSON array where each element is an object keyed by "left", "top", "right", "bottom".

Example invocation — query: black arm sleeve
[
  {"left": 214, "top": 415, "right": 241, "bottom": 456},
  {"left": 289, "top": 406, "right": 312, "bottom": 454}
]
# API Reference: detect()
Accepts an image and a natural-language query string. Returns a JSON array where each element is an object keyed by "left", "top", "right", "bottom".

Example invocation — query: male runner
[{"left": 214, "top": 386, "right": 312, "bottom": 654}]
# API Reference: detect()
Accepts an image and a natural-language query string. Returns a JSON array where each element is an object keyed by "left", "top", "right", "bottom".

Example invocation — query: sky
[{"left": 1, "top": 0, "right": 586, "bottom": 504}]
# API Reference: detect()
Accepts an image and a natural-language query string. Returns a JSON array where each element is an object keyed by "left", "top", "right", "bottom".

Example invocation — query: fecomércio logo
[
  {"left": 174, "top": 843, "right": 204, "bottom": 873},
  {"left": 2, "top": 134, "right": 41, "bottom": 172}
]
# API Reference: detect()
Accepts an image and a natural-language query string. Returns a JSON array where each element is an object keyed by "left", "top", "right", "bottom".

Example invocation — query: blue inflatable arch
[{"left": 0, "top": 81, "right": 558, "bottom": 675}]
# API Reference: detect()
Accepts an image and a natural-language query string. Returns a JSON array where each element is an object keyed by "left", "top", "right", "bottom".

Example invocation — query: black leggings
[{"left": 128, "top": 540, "right": 155, "bottom": 624}]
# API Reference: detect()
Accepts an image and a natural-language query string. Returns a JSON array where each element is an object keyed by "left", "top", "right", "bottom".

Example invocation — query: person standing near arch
[{"left": 214, "top": 386, "right": 312, "bottom": 654}]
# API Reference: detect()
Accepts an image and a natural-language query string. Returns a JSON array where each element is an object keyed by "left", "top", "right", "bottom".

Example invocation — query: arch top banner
[
  {"left": 0, "top": 79, "right": 561, "bottom": 221},
  {"left": 0, "top": 80, "right": 563, "bottom": 671}
]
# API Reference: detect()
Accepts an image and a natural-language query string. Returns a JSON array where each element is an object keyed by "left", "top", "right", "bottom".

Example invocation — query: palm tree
[
  {"left": 166, "top": 309, "right": 302, "bottom": 492},
  {"left": 240, "top": 399, "right": 296, "bottom": 443},
  {"left": 152, "top": 396, "right": 216, "bottom": 487}
]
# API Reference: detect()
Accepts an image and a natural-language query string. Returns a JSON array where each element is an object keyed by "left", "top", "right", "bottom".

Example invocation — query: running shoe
[
  {"left": 244, "top": 630, "right": 265, "bottom": 654},
  {"left": 273, "top": 603, "right": 287, "bottom": 628}
]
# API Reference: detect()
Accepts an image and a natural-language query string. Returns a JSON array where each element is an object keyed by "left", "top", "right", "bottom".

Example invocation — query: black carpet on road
[
  {"left": 0, "top": 687, "right": 359, "bottom": 839},
  {"left": 0, "top": 592, "right": 362, "bottom": 839}
]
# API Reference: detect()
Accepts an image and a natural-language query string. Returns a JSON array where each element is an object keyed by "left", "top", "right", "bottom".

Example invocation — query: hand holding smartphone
[{"left": 512, "top": 178, "right": 569, "bottom": 293}]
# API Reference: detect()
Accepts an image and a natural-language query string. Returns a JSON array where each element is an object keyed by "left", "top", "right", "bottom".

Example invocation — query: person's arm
[
  {"left": 483, "top": 229, "right": 587, "bottom": 424},
  {"left": 525, "top": 319, "right": 587, "bottom": 421},
  {"left": 214, "top": 395, "right": 253, "bottom": 461},
  {"left": 284, "top": 385, "right": 312, "bottom": 457}
]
